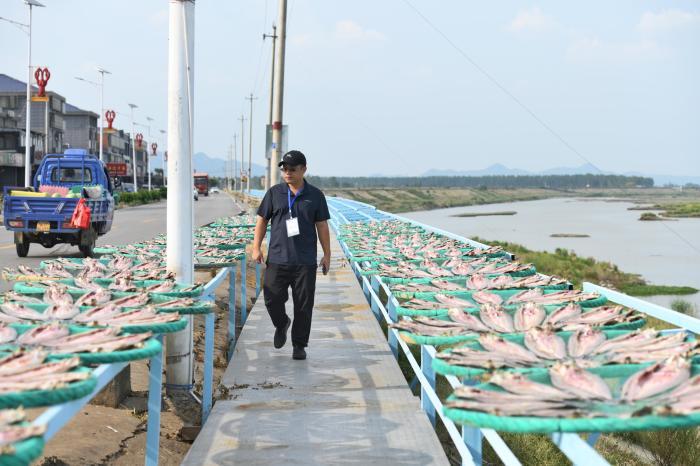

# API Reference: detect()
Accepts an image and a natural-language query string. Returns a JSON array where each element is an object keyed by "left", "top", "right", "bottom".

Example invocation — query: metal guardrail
[
  {"left": 327, "top": 196, "right": 700, "bottom": 466},
  {"left": 30, "top": 251, "right": 263, "bottom": 465}
]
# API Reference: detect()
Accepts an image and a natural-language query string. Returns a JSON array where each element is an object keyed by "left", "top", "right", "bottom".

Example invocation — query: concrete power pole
[
  {"left": 270, "top": 0, "right": 287, "bottom": 187},
  {"left": 245, "top": 93, "right": 257, "bottom": 192},
  {"left": 263, "top": 24, "right": 277, "bottom": 190},
  {"left": 238, "top": 115, "right": 246, "bottom": 192},
  {"left": 233, "top": 133, "right": 237, "bottom": 192},
  {"left": 166, "top": 0, "right": 196, "bottom": 394}
]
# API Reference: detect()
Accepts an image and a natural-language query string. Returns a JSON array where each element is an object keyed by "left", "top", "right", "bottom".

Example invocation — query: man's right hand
[{"left": 252, "top": 248, "right": 264, "bottom": 264}]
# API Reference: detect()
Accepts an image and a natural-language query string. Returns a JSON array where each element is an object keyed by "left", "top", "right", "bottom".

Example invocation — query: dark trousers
[{"left": 263, "top": 263, "right": 317, "bottom": 348}]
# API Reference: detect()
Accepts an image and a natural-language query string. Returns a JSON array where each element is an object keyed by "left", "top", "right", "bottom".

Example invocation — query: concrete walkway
[{"left": 183, "top": 235, "right": 449, "bottom": 465}]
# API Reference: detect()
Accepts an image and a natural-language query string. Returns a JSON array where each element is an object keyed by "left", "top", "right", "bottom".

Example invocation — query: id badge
[{"left": 286, "top": 217, "right": 300, "bottom": 237}]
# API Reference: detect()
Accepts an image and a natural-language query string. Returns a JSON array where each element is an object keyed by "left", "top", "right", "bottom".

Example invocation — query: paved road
[{"left": 0, "top": 193, "right": 242, "bottom": 291}]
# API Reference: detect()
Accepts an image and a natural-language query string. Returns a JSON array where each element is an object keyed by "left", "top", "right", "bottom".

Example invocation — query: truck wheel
[
  {"left": 16, "top": 241, "right": 30, "bottom": 258},
  {"left": 14, "top": 233, "right": 30, "bottom": 258},
  {"left": 79, "top": 227, "right": 97, "bottom": 258},
  {"left": 79, "top": 244, "right": 94, "bottom": 257}
]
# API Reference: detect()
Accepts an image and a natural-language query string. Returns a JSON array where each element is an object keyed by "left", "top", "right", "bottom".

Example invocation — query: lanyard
[{"left": 287, "top": 187, "right": 302, "bottom": 217}]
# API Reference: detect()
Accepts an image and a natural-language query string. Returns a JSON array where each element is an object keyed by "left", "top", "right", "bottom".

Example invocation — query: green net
[
  {"left": 430, "top": 330, "right": 663, "bottom": 378},
  {"left": 443, "top": 365, "right": 700, "bottom": 433},
  {"left": 0, "top": 368, "right": 96, "bottom": 410},
  {"left": 0, "top": 434, "right": 45, "bottom": 466},
  {"left": 47, "top": 337, "right": 163, "bottom": 364}
]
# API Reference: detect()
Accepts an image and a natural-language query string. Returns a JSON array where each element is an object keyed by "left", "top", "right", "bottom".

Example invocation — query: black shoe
[
  {"left": 274, "top": 317, "right": 291, "bottom": 349},
  {"left": 292, "top": 345, "right": 307, "bottom": 360}
]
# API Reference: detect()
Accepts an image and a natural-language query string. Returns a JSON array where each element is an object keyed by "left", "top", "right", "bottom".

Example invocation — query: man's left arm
[
  {"left": 316, "top": 221, "right": 331, "bottom": 274},
  {"left": 315, "top": 193, "right": 332, "bottom": 274}
]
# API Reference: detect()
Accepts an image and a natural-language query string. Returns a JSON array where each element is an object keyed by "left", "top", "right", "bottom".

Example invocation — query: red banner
[{"left": 106, "top": 163, "right": 127, "bottom": 176}]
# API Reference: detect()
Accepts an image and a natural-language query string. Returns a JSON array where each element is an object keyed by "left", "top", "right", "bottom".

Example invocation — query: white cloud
[
  {"left": 638, "top": 9, "right": 700, "bottom": 34},
  {"left": 566, "top": 37, "right": 666, "bottom": 63},
  {"left": 334, "top": 20, "right": 385, "bottom": 43},
  {"left": 508, "top": 7, "right": 558, "bottom": 33},
  {"left": 290, "top": 33, "right": 313, "bottom": 47},
  {"left": 149, "top": 9, "right": 169, "bottom": 27}
]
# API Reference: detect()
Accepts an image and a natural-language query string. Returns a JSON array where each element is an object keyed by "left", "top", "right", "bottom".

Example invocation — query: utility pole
[
  {"left": 263, "top": 24, "right": 277, "bottom": 190},
  {"left": 245, "top": 93, "right": 257, "bottom": 192},
  {"left": 166, "top": 0, "right": 195, "bottom": 394},
  {"left": 270, "top": 0, "right": 287, "bottom": 187},
  {"left": 238, "top": 115, "right": 246, "bottom": 192},
  {"left": 233, "top": 133, "right": 237, "bottom": 192},
  {"left": 128, "top": 103, "right": 138, "bottom": 190}
]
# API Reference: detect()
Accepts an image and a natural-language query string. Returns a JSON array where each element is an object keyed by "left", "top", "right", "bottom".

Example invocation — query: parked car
[{"left": 209, "top": 187, "right": 220, "bottom": 194}]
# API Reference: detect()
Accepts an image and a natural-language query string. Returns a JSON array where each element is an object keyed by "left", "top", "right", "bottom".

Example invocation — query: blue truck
[{"left": 3, "top": 149, "right": 115, "bottom": 257}]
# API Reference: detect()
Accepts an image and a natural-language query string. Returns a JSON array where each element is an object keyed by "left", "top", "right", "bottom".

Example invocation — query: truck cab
[{"left": 3, "top": 149, "right": 115, "bottom": 257}]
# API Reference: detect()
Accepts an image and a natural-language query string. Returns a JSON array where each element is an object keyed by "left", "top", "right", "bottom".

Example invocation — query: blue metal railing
[{"left": 328, "top": 195, "right": 699, "bottom": 466}]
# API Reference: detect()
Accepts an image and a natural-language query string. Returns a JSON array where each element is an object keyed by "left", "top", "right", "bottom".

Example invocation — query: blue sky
[{"left": 1, "top": 1, "right": 698, "bottom": 177}]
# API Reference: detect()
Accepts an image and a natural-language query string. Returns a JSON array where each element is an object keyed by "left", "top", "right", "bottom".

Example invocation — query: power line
[
  {"left": 400, "top": 0, "right": 601, "bottom": 172},
  {"left": 659, "top": 221, "right": 700, "bottom": 255}
]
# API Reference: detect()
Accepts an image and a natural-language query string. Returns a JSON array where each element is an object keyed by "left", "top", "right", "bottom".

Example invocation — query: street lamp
[
  {"left": 96, "top": 68, "right": 111, "bottom": 162},
  {"left": 146, "top": 116, "right": 154, "bottom": 191},
  {"left": 24, "top": 0, "right": 45, "bottom": 187},
  {"left": 128, "top": 103, "right": 138, "bottom": 191},
  {"left": 75, "top": 68, "right": 110, "bottom": 161},
  {"left": 160, "top": 129, "right": 167, "bottom": 187}
]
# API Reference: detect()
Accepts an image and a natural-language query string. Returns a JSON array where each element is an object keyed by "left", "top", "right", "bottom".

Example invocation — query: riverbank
[
  {"left": 324, "top": 187, "right": 700, "bottom": 214},
  {"left": 473, "top": 236, "right": 698, "bottom": 298}
]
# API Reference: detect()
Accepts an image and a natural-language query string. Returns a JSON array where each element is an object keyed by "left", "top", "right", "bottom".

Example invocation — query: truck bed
[{"left": 3, "top": 193, "right": 113, "bottom": 234}]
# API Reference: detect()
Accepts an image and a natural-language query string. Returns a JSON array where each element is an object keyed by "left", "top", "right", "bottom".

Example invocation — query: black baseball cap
[{"left": 278, "top": 150, "right": 306, "bottom": 167}]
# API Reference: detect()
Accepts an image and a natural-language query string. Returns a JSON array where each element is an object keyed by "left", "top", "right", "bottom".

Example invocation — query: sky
[{"left": 1, "top": 0, "right": 698, "bottom": 177}]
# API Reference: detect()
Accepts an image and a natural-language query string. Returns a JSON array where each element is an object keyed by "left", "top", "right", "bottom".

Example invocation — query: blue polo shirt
[{"left": 257, "top": 180, "right": 330, "bottom": 266}]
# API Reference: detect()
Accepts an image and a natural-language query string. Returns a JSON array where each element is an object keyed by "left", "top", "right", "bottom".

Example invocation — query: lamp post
[
  {"left": 75, "top": 68, "right": 110, "bottom": 161},
  {"left": 146, "top": 116, "right": 154, "bottom": 191},
  {"left": 160, "top": 129, "right": 167, "bottom": 187},
  {"left": 96, "top": 68, "right": 110, "bottom": 162},
  {"left": 23, "top": 0, "right": 45, "bottom": 187},
  {"left": 128, "top": 103, "right": 138, "bottom": 190}
]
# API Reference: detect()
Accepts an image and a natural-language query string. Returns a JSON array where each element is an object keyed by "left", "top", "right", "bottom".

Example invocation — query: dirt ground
[{"left": 36, "top": 257, "right": 262, "bottom": 465}]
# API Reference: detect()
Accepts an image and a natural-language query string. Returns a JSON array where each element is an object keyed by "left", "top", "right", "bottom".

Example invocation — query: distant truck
[
  {"left": 2, "top": 149, "right": 115, "bottom": 257},
  {"left": 194, "top": 172, "right": 209, "bottom": 196}
]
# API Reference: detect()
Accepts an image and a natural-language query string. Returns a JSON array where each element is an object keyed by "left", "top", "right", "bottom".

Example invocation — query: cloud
[
  {"left": 566, "top": 37, "right": 666, "bottom": 63},
  {"left": 334, "top": 20, "right": 385, "bottom": 43},
  {"left": 149, "top": 9, "right": 169, "bottom": 27},
  {"left": 290, "top": 33, "right": 313, "bottom": 47},
  {"left": 638, "top": 9, "right": 700, "bottom": 34},
  {"left": 508, "top": 7, "right": 558, "bottom": 33}
]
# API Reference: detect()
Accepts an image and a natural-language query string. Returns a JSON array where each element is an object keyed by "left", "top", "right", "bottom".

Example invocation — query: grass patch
[
  {"left": 619, "top": 284, "right": 699, "bottom": 296},
  {"left": 550, "top": 233, "right": 590, "bottom": 238},
  {"left": 654, "top": 201, "right": 700, "bottom": 218},
  {"left": 451, "top": 211, "right": 517, "bottom": 218},
  {"left": 614, "top": 429, "right": 700, "bottom": 466},
  {"left": 639, "top": 212, "right": 663, "bottom": 221}
]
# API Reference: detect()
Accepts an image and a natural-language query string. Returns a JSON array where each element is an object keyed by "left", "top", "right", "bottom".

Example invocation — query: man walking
[{"left": 252, "top": 150, "right": 331, "bottom": 360}]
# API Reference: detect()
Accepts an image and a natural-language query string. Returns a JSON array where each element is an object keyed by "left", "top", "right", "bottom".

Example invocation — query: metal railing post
[
  {"left": 420, "top": 345, "right": 437, "bottom": 426},
  {"left": 202, "top": 311, "right": 215, "bottom": 423},
  {"left": 228, "top": 266, "right": 236, "bottom": 360},
  {"left": 387, "top": 296, "right": 399, "bottom": 359},
  {"left": 145, "top": 335, "right": 164, "bottom": 466},
  {"left": 241, "top": 254, "right": 248, "bottom": 322}
]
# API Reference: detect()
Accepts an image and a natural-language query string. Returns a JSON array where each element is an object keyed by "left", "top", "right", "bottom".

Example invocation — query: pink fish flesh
[
  {"left": 524, "top": 328, "right": 566, "bottom": 360},
  {"left": 514, "top": 302, "right": 546, "bottom": 331},
  {"left": 567, "top": 327, "right": 606, "bottom": 358},
  {"left": 621, "top": 356, "right": 691, "bottom": 402},
  {"left": 479, "top": 305, "right": 515, "bottom": 333}
]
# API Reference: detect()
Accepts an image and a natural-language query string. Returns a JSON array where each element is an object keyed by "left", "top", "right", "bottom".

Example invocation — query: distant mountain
[{"left": 193, "top": 152, "right": 266, "bottom": 177}]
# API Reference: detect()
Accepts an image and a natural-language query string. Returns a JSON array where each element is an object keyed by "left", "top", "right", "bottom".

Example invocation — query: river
[{"left": 403, "top": 198, "right": 700, "bottom": 313}]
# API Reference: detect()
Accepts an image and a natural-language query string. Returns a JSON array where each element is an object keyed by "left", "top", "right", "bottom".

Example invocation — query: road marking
[
  {"left": 0, "top": 244, "right": 15, "bottom": 250},
  {"left": 143, "top": 219, "right": 158, "bottom": 224}
]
